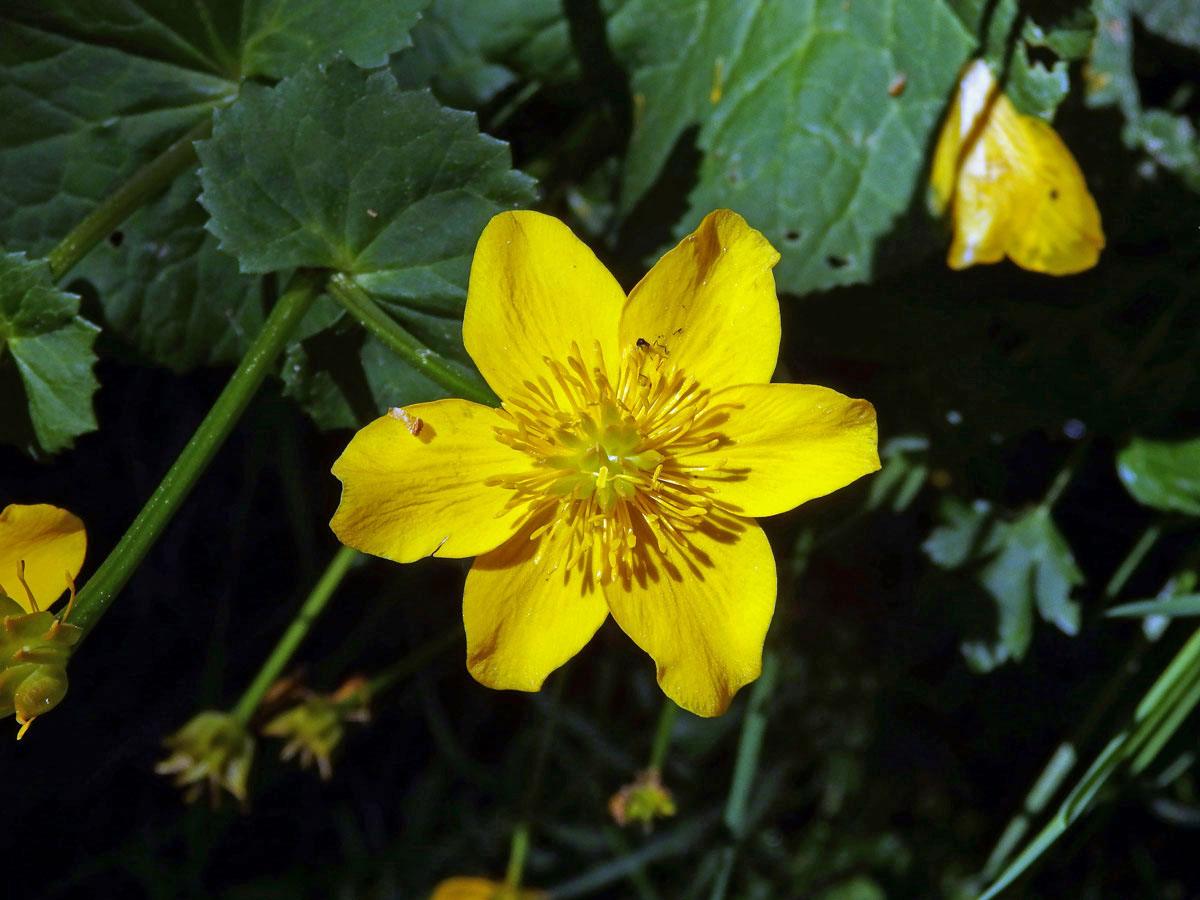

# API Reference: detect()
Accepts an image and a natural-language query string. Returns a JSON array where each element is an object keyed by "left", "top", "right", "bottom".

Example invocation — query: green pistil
[{"left": 547, "top": 401, "right": 665, "bottom": 511}]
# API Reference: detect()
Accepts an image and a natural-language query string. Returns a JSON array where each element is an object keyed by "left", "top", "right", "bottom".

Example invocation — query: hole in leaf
[
  {"left": 825, "top": 255, "right": 850, "bottom": 269},
  {"left": 108, "top": 231, "right": 124, "bottom": 247}
]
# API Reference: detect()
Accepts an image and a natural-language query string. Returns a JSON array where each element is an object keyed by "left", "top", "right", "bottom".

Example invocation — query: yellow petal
[
  {"left": 0, "top": 504, "right": 86, "bottom": 614},
  {"left": 619, "top": 210, "right": 781, "bottom": 389},
  {"left": 429, "top": 878, "right": 500, "bottom": 900},
  {"left": 464, "top": 513, "right": 610, "bottom": 692},
  {"left": 463, "top": 210, "right": 626, "bottom": 402},
  {"left": 330, "top": 400, "right": 531, "bottom": 563},
  {"left": 605, "top": 517, "right": 776, "bottom": 717},
  {"left": 429, "top": 878, "right": 546, "bottom": 900},
  {"left": 931, "top": 59, "right": 1103, "bottom": 275},
  {"left": 688, "top": 383, "right": 879, "bottom": 517}
]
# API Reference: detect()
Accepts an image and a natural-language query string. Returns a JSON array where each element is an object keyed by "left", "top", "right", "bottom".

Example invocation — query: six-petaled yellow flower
[{"left": 331, "top": 210, "right": 879, "bottom": 716}]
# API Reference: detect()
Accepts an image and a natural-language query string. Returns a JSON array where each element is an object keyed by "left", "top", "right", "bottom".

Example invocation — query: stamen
[
  {"left": 15, "top": 560, "right": 38, "bottom": 612},
  {"left": 487, "top": 340, "right": 731, "bottom": 581}
]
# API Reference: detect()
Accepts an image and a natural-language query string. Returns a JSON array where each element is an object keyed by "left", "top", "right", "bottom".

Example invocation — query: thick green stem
[
  {"left": 327, "top": 273, "right": 497, "bottom": 406},
  {"left": 231, "top": 544, "right": 358, "bottom": 725},
  {"left": 69, "top": 270, "right": 324, "bottom": 637},
  {"left": 46, "top": 116, "right": 216, "bottom": 280}
]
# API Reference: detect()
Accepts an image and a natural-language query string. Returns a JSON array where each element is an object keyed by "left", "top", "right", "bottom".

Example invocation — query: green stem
[
  {"left": 327, "top": 273, "right": 497, "bottom": 406},
  {"left": 1104, "top": 523, "right": 1163, "bottom": 600},
  {"left": 1041, "top": 435, "right": 1093, "bottom": 510},
  {"left": 230, "top": 544, "right": 358, "bottom": 725},
  {"left": 648, "top": 699, "right": 679, "bottom": 771},
  {"left": 46, "top": 116, "right": 216, "bottom": 280},
  {"left": 69, "top": 270, "right": 324, "bottom": 637},
  {"left": 505, "top": 821, "right": 531, "bottom": 890},
  {"left": 506, "top": 672, "right": 567, "bottom": 891}
]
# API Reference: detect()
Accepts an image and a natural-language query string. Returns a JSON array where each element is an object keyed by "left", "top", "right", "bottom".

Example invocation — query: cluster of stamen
[{"left": 487, "top": 339, "right": 736, "bottom": 582}]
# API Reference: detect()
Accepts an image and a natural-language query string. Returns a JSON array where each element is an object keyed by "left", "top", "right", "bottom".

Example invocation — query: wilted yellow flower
[
  {"left": 261, "top": 677, "right": 370, "bottom": 780},
  {"left": 0, "top": 503, "right": 86, "bottom": 738},
  {"left": 331, "top": 210, "right": 878, "bottom": 716},
  {"left": 929, "top": 59, "right": 1104, "bottom": 275},
  {"left": 156, "top": 711, "right": 255, "bottom": 806},
  {"left": 609, "top": 766, "right": 676, "bottom": 829},
  {"left": 429, "top": 877, "right": 546, "bottom": 900}
]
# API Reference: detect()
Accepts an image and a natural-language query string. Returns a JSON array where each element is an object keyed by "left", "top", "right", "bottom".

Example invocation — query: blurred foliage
[{"left": 2, "top": 0, "right": 1200, "bottom": 898}]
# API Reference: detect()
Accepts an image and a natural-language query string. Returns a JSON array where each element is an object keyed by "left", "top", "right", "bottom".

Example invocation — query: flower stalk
[
  {"left": 327, "top": 273, "right": 497, "bottom": 405},
  {"left": 231, "top": 544, "right": 358, "bottom": 726},
  {"left": 69, "top": 269, "right": 324, "bottom": 637}
]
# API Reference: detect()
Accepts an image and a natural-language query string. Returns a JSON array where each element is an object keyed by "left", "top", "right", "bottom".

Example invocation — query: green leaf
[
  {"left": 1107, "top": 594, "right": 1200, "bottom": 618},
  {"left": 978, "top": 507, "right": 1084, "bottom": 646},
  {"left": 930, "top": 501, "right": 1083, "bottom": 671},
  {"left": 0, "top": 0, "right": 429, "bottom": 262},
  {"left": 240, "top": 0, "right": 433, "bottom": 79},
  {"left": 1117, "top": 436, "right": 1200, "bottom": 516},
  {"left": 198, "top": 62, "right": 535, "bottom": 278},
  {"left": 0, "top": 250, "right": 100, "bottom": 455},
  {"left": 0, "top": 15, "right": 236, "bottom": 256},
  {"left": 923, "top": 497, "right": 992, "bottom": 569},
  {"left": 71, "top": 172, "right": 264, "bottom": 371},
  {"left": 391, "top": 0, "right": 576, "bottom": 109},
  {"left": 866, "top": 435, "right": 929, "bottom": 513},
  {"left": 198, "top": 61, "right": 535, "bottom": 425},
  {"left": 1086, "top": 0, "right": 1200, "bottom": 191}
]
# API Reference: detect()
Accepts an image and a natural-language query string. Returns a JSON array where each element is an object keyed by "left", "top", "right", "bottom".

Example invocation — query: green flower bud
[{"left": 0, "top": 607, "right": 82, "bottom": 738}]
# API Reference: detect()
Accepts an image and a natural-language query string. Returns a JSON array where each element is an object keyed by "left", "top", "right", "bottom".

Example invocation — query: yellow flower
[
  {"left": 929, "top": 59, "right": 1104, "bottom": 275},
  {"left": 0, "top": 503, "right": 86, "bottom": 738},
  {"left": 0, "top": 503, "right": 86, "bottom": 613},
  {"left": 331, "top": 210, "right": 879, "bottom": 716},
  {"left": 429, "top": 877, "right": 545, "bottom": 900}
]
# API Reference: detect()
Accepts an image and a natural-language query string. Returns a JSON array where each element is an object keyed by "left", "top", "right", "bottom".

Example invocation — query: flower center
[{"left": 489, "top": 340, "right": 736, "bottom": 582}]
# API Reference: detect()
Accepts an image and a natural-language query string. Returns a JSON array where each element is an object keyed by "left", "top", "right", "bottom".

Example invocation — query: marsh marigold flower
[
  {"left": 331, "top": 210, "right": 879, "bottom": 716},
  {"left": 0, "top": 503, "right": 86, "bottom": 738},
  {"left": 929, "top": 59, "right": 1104, "bottom": 275}
]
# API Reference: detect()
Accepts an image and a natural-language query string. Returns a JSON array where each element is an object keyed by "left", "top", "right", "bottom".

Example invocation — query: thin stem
[
  {"left": 69, "top": 270, "right": 324, "bottom": 637},
  {"left": 723, "top": 650, "right": 780, "bottom": 839},
  {"left": 648, "top": 699, "right": 679, "bottom": 771},
  {"left": 46, "top": 116, "right": 217, "bottom": 280},
  {"left": 230, "top": 544, "right": 358, "bottom": 725},
  {"left": 506, "top": 671, "right": 567, "bottom": 891},
  {"left": 327, "top": 273, "right": 498, "bottom": 406},
  {"left": 505, "top": 822, "right": 531, "bottom": 890},
  {"left": 1041, "top": 435, "right": 1093, "bottom": 510},
  {"left": 1104, "top": 523, "right": 1163, "bottom": 600}
]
